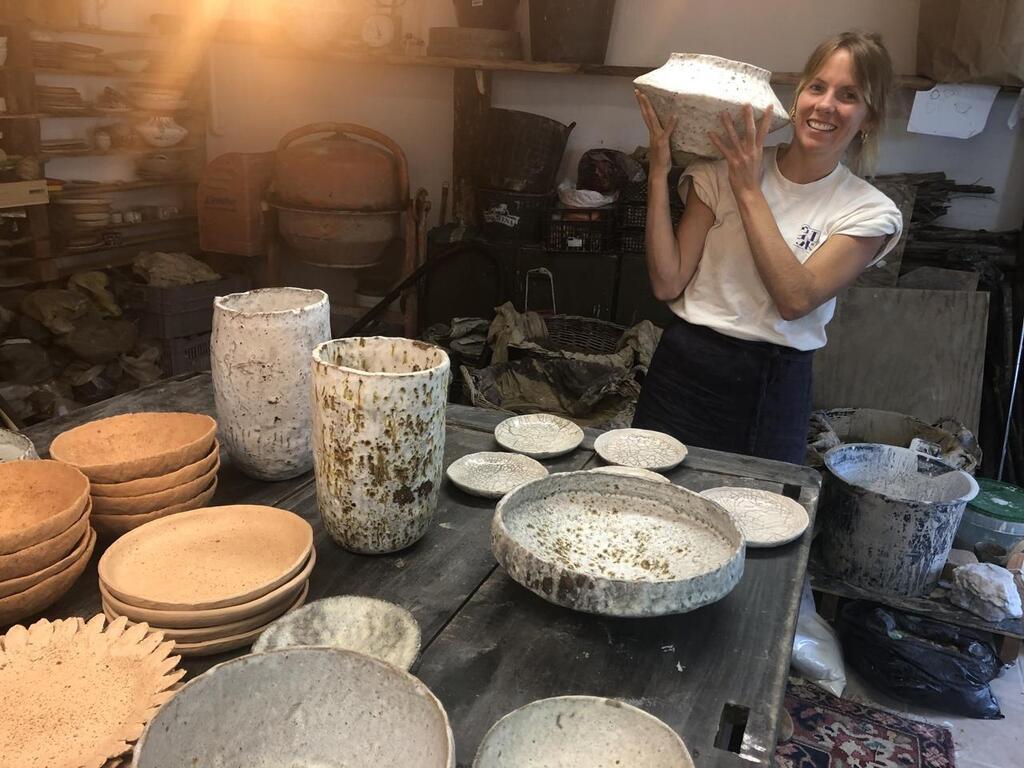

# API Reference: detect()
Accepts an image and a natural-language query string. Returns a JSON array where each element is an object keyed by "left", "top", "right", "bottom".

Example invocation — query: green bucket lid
[{"left": 968, "top": 478, "right": 1024, "bottom": 523}]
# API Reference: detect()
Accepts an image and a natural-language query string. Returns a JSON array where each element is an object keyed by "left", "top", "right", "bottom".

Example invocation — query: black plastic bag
[{"left": 838, "top": 601, "right": 1003, "bottom": 719}]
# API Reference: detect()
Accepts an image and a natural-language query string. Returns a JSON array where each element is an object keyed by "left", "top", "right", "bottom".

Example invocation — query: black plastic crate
[
  {"left": 619, "top": 229, "right": 646, "bottom": 254},
  {"left": 126, "top": 273, "right": 250, "bottom": 339},
  {"left": 619, "top": 201, "right": 683, "bottom": 230},
  {"left": 543, "top": 207, "right": 616, "bottom": 253},
  {"left": 162, "top": 332, "right": 211, "bottom": 375}
]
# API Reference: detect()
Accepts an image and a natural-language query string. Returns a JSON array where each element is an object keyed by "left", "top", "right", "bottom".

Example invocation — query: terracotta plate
[
  {"left": 99, "top": 504, "right": 313, "bottom": 611},
  {"left": 49, "top": 412, "right": 217, "bottom": 483},
  {"left": 99, "top": 548, "right": 316, "bottom": 629},
  {"left": 0, "top": 529, "right": 96, "bottom": 625},
  {"left": 494, "top": 414, "right": 584, "bottom": 459},
  {"left": 0, "top": 615, "right": 183, "bottom": 768},
  {"left": 90, "top": 478, "right": 218, "bottom": 539},
  {"left": 446, "top": 452, "right": 548, "bottom": 499},
  {"left": 699, "top": 486, "right": 810, "bottom": 547},
  {"left": 0, "top": 459, "right": 90, "bottom": 554},
  {"left": 91, "top": 457, "right": 221, "bottom": 516},
  {"left": 589, "top": 466, "right": 671, "bottom": 484},
  {"left": 475, "top": 695, "right": 694, "bottom": 767},
  {"left": 593, "top": 428, "right": 688, "bottom": 471},
  {"left": 89, "top": 440, "right": 220, "bottom": 498},
  {"left": 0, "top": 502, "right": 90, "bottom": 581},
  {"left": 0, "top": 527, "right": 95, "bottom": 599}
]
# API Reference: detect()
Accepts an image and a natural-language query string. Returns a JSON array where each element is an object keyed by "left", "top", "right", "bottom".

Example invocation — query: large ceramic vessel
[
  {"left": 212, "top": 288, "right": 330, "bottom": 481},
  {"left": 633, "top": 53, "right": 790, "bottom": 158},
  {"left": 312, "top": 337, "right": 450, "bottom": 554}
]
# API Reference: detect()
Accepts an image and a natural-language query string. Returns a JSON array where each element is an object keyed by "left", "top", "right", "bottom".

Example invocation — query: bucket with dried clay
[
  {"left": 212, "top": 287, "right": 330, "bottom": 481},
  {"left": 312, "top": 337, "right": 450, "bottom": 554}
]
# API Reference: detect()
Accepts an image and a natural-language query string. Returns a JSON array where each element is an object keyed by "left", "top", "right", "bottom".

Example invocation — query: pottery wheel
[
  {"left": 446, "top": 452, "right": 549, "bottom": 499},
  {"left": 594, "top": 428, "right": 688, "bottom": 471},
  {"left": 494, "top": 414, "right": 584, "bottom": 458},
  {"left": 492, "top": 472, "right": 743, "bottom": 617},
  {"left": 700, "top": 487, "right": 810, "bottom": 547}
]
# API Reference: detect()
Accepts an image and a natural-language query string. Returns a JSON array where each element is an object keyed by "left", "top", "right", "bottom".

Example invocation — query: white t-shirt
[{"left": 670, "top": 145, "right": 902, "bottom": 351}]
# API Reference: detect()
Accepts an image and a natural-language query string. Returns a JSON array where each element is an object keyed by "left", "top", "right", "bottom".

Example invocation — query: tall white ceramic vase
[
  {"left": 212, "top": 287, "right": 330, "bottom": 481},
  {"left": 311, "top": 337, "right": 450, "bottom": 553}
]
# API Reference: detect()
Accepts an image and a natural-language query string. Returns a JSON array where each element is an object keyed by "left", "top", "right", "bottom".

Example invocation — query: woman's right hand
[{"left": 635, "top": 89, "right": 677, "bottom": 178}]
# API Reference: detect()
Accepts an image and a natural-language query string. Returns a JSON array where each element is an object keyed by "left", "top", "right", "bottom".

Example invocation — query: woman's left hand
[{"left": 708, "top": 103, "right": 773, "bottom": 199}]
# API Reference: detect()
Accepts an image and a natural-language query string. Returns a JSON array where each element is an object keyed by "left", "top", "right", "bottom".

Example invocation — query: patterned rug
[{"left": 775, "top": 678, "right": 957, "bottom": 768}]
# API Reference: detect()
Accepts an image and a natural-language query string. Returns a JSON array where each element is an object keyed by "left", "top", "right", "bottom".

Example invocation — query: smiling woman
[{"left": 633, "top": 31, "right": 902, "bottom": 464}]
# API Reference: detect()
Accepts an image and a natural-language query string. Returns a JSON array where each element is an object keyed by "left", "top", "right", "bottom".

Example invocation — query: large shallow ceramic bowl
[
  {"left": 132, "top": 647, "right": 455, "bottom": 768},
  {"left": 492, "top": 471, "right": 744, "bottom": 617},
  {"left": 89, "top": 440, "right": 219, "bottom": 498},
  {"left": 474, "top": 695, "right": 694, "bottom": 767},
  {"left": 634, "top": 53, "right": 790, "bottom": 158}
]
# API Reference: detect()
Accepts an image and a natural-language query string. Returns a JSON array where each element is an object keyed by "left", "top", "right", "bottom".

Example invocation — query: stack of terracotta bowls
[
  {"left": 0, "top": 459, "right": 95, "bottom": 625},
  {"left": 48, "top": 412, "right": 219, "bottom": 540},
  {"left": 98, "top": 505, "right": 314, "bottom": 656}
]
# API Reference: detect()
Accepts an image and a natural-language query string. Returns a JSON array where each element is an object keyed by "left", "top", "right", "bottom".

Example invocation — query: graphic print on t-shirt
[{"left": 795, "top": 225, "right": 821, "bottom": 252}]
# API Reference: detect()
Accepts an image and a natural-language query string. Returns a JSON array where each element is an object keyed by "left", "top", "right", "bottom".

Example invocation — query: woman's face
[{"left": 792, "top": 49, "right": 870, "bottom": 159}]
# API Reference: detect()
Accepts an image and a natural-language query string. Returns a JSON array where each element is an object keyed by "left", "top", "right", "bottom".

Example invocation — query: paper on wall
[{"left": 907, "top": 83, "right": 1000, "bottom": 139}]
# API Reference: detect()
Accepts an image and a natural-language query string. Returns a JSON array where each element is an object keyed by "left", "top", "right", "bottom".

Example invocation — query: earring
[
  {"left": 860, "top": 130, "right": 871, "bottom": 142},
  {"left": 789, "top": 108, "right": 797, "bottom": 121}
]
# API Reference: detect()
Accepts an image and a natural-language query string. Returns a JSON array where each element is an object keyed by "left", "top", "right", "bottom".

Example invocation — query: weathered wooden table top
[{"left": 24, "top": 372, "right": 821, "bottom": 768}]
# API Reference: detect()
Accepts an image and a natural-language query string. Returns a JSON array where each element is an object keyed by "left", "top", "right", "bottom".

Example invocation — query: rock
[{"left": 950, "top": 563, "right": 1023, "bottom": 622}]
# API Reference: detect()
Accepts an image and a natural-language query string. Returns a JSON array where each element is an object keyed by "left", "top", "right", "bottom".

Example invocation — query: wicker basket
[{"left": 535, "top": 315, "right": 625, "bottom": 354}]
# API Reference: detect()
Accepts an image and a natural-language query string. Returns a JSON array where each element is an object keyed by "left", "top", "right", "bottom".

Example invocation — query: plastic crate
[
  {"left": 162, "top": 333, "right": 211, "bottom": 375},
  {"left": 127, "top": 273, "right": 250, "bottom": 339},
  {"left": 619, "top": 201, "right": 683, "bottom": 230},
  {"left": 543, "top": 207, "right": 616, "bottom": 253},
  {"left": 619, "top": 229, "right": 646, "bottom": 254}
]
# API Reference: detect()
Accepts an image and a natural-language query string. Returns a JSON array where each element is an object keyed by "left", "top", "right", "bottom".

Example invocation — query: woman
[{"left": 632, "top": 31, "right": 902, "bottom": 464}]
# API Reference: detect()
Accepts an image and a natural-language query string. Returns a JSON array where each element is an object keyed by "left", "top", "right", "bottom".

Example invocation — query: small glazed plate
[
  {"left": 593, "top": 428, "right": 687, "bottom": 471},
  {"left": 699, "top": 486, "right": 810, "bottom": 548},
  {"left": 446, "top": 452, "right": 549, "bottom": 499},
  {"left": 589, "top": 466, "right": 670, "bottom": 484},
  {"left": 494, "top": 413, "right": 584, "bottom": 458}
]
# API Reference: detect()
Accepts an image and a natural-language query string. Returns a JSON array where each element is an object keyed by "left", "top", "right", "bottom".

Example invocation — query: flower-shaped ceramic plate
[
  {"left": 699, "top": 487, "right": 810, "bottom": 548},
  {"left": 0, "top": 615, "right": 183, "bottom": 768},
  {"left": 593, "top": 428, "right": 687, "bottom": 471},
  {"left": 494, "top": 414, "right": 584, "bottom": 459},
  {"left": 447, "top": 452, "right": 549, "bottom": 499}
]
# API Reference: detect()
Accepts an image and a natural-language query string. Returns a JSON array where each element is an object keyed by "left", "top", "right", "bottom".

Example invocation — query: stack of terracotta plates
[
  {"left": 0, "top": 459, "right": 95, "bottom": 625},
  {"left": 98, "top": 505, "right": 314, "bottom": 656},
  {"left": 49, "top": 412, "right": 219, "bottom": 540}
]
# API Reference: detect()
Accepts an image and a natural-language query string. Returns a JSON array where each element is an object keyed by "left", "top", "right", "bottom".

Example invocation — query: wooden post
[{"left": 451, "top": 68, "right": 491, "bottom": 226}]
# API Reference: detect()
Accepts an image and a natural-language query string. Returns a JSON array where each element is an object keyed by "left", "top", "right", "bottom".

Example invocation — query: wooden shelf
[
  {"left": 55, "top": 220, "right": 197, "bottom": 258},
  {"left": 36, "top": 107, "right": 206, "bottom": 119},
  {"left": 21, "top": 22, "right": 175, "bottom": 41},
  {"left": 41, "top": 144, "right": 202, "bottom": 159},
  {"left": 0, "top": 236, "right": 37, "bottom": 247},
  {"left": 27, "top": 65, "right": 195, "bottom": 83},
  {"left": 54, "top": 178, "right": 200, "bottom": 196}
]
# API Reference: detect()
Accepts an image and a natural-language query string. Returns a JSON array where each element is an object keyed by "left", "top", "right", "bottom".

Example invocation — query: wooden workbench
[{"left": 24, "top": 372, "right": 821, "bottom": 768}]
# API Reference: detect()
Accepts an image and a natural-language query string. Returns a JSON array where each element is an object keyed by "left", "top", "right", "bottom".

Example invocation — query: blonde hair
[{"left": 792, "top": 31, "right": 893, "bottom": 176}]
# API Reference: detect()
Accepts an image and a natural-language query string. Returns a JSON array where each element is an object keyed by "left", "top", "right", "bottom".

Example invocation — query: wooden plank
[
  {"left": 813, "top": 287, "right": 989, "bottom": 434},
  {"left": 855, "top": 180, "right": 915, "bottom": 287},
  {"left": 452, "top": 68, "right": 491, "bottom": 225}
]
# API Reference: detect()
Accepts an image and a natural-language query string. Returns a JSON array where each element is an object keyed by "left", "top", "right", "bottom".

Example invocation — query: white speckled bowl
[
  {"left": 133, "top": 647, "right": 455, "bottom": 768},
  {"left": 492, "top": 471, "right": 744, "bottom": 617},
  {"left": 634, "top": 53, "right": 790, "bottom": 158},
  {"left": 0, "top": 429, "right": 37, "bottom": 462},
  {"left": 474, "top": 696, "right": 695, "bottom": 768}
]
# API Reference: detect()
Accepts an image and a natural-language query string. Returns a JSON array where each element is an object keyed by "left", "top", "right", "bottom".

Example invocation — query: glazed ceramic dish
[
  {"left": 132, "top": 648, "right": 455, "bottom": 768},
  {"left": 589, "top": 466, "right": 671, "bottom": 484},
  {"left": 0, "top": 459, "right": 90, "bottom": 554},
  {"left": 633, "top": 53, "right": 790, "bottom": 158},
  {"left": 700, "top": 486, "right": 810, "bottom": 548},
  {"left": 446, "top": 451, "right": 549, "bottom": 499},
  {"left": 594, "top": 428, "right": 688, "bottom": 471},
  {"left": 492, "top": 471, "right": 744, "bottom": 617},
  {"left": 0, "top": 503, "right": 90, "bottom": 581},
  {"left": 90, "top": 478, "right": 218, "bottom": 539},
  {"left": 494, "top": 413, "right": 584, "bottom": 459},
  {"left": 474, "top": 696, "right": 695, "bottom": 767},
  {"left": 253, "top": 595, "right": 421, "bottom": 670},
  {"left": 99, "top": 548, "right": 316, "bottom": 629},
  {"left": 0, "top": 428, "right": 37, "bottom": 461},
  {"left": 99, "top": 505, "right": 313, "bottom": 611},
  {"left": 49, "top": 412, "right": 217, "bottom": 483},
  {"left": 90, "top": 457, "right": 220, "bottom": 515},
  {"left": 0, "top": 527, "right": 95, "bottom": 599},
  {"left": 0, "top": 615, "right": 183, "bottom": 768},
  {"left": 0, "top": 529, "right": 95, "bottom": 625},
  {"left": 89, "top": 440, "right": 220, "bottom": 498}
]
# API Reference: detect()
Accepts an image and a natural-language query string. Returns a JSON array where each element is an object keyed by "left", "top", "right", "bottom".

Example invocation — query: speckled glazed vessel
[
  {"left": 212, "top": 288, "right": 330, "bottom": 481},
  {"left": 312, "top": 337, "right": 450, "bottom": 554},
  {"left": 633, "top": 53, "right": 790, "bottom": 158}
]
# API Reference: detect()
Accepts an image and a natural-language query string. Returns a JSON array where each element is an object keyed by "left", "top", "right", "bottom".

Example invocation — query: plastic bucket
[
  {"left": 819, "top": 443, "right": 979, "bottom": 597},
  {"left": 529, "top": 0, "right": 616, "bottom": 64}
]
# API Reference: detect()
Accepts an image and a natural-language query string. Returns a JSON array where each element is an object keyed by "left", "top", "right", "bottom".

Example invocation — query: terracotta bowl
[
  {"left": 0, "top": 459, "right": 90, "bottom": 555},
  {"left": 0, "top": 527, "right": 95, "bottom": 599},
  {"left": 0, "top": 502, "right": 90, "bottom": 581},
  {"left": 91, "top": 457, "right": 220, "bottom": 516},
  {"left": 132, "top": 648, "right": 455, "bottom": 768},
  {"left": 0, "top": 527, "right": 95, "bottom": 625},
  {"left": 99, "top": 505, "right": 313, "bottom": 611},
  {"left": 49, "top": 412, "right": 217, "bottom": 483},
  {"left": 89, "top": 440, "right": 220, "bottom": 498},
  {"left": 90, "top": 478, "right": 218, "bottom": 539}
]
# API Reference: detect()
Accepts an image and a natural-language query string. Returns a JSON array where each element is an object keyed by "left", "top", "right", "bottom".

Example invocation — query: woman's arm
[
  {"left": 636, "top": 90, "right": 715, "bottom": 302},
  {"left": 709, "top": 106, "right": 884, "bottom": 320}
]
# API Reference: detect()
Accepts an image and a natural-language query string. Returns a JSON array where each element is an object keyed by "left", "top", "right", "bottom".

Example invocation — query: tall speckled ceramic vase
[
  {"left": 212, "top": 287, "right": 330, "bottom": 481},
  {"left": 311, "top": 337, "right": 450, "bottom": 554}
]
